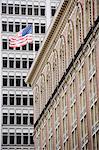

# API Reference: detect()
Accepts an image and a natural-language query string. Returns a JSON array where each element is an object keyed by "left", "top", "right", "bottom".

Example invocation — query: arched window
[
  {"left": 76, "top": 3, "right": 83, "bottom": 50},
  {"left": 46, "top": 63, "right": 52, "bottom": 100},
  {"left": 53, "top": 50, "right": 59, "bottom": 90},
  {"left": 35, "top": 85, "right": 40, "bottom": 119},
  {"left": 60, "top": 35, "right": 66, "bottom": 78},
  {"left": 40, "top": 74, "right": 46, "bottom": 111},
  {"left": 67, "top": 21, "right": 74, "bottom": 64},
  {"left": 85, "top": 0, "right": 93, "bottom": 32}
]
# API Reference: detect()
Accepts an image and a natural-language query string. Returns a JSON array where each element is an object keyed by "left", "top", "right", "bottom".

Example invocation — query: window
[
  {"left": 23, "top": 76, "right": 27, "bottom": 87},
  {"left": 30, "top": 133, "right": 34, "bottom": 144},
  {"left": 16, "top": 58, "right": 20, "bottom": 68},
  {"left": 3, "top": 75, "right": 7, "bottom": 86},
  {"left": 23, "top": 95, "right": 27, "bottom": 105},
  {"left": 3, "top": 94, "right": 8, "bottom": 105},
  {"left": 16, "top": 47, "right": 20, "bottom": 50},
  {"left": 10, "top": 113, "right": 14, "bottom": 124},
  {"left": 3, "top": 133, "right": 8, "bottom": 144},
  {"left": 34, "top": 5, "right": 39, "bottom": 16},
  {"left": 9, "top": 22, "right": 13, "bottom": 32},
  {"left": 2, "top": 3, "right": 7, "bottom": 14},
  {"left": 15, "top": 22, "right": 20, "bottom": 32},
  {"left": 9, "top": 58, "right": 14, "bottom": 68},
  {"left": 21, "top": 5, "right": 26, "bottom": 15},
  {"left": 28, "top": 5, "right": 32, "bottom": 15},
  {"left": 16, "top": 113, "right": 21, "bottom": 124},
  {"left": 16, "top": 76, "right": 21, "bottom": 87},
  {"left": 51, "top": 6, "right": 56, "bottom": 16},
  {"left": 29, "top": 95, "right": 33, "bottom": 105},
  {"left": 15, "top": 4, "right": 19, "bottom": 14},
  {"left": 16, "top": 133, "right": 21, "bottom": 144},
  {"left": 23, "top": 114, "right": 28, "bottom": 125},
  {"left": 10, "top": 133, "right": 14, "bottom": 144},
  {"left": 41, "top": 23, "right": 45, "bottom": 33},
  {"left": 2, "top": 39, "right": 7, "bottom": 50},
  {"left": 40, "top": 6, "right": 45, "bottom": 16},
  {"left": 2, "top": 21, "right": 7, "bottom": 31},
  {"left": 29, "top": 58, "right": 33, "bottom": 68},
  {"left": 30, "top": 114, "right": 33, "bottom": 125},
  {"left": 22, "top": 22, "right": 26, "bottom": 29},
  {"left": 3, "top": 57, "right": 7, "bottom": 68},
  {"left": 22, "top": 45, "right": 27, "bottom": 50},
  {"left": 22, "top": 58, "right": 27, "bottom": 68},
  {"left": 9, "top": 94, "right": 14, "bottom": 105},
  {"left": 16, "top": 95, "right": 21, "bottom": 105},
  {"left": 28, "top": 43, "right": 33, "bottom": 51},
  {"left": 9, "top": 76, "right": 14, "bottom": 86},
  {"left": 3, "top": 113, "right": 8, "bottom": 124},
  {"left": 35, "top": 23, "right": 39, "bottom": 33},
  {"left": 8, "top": 4, "right": 13, "bottom": 14},
  {"left": 35, "top": 41, "right": 39, "bottom": 51}
]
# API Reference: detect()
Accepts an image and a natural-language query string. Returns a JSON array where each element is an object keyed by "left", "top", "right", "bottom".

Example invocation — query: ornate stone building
[{"left": 26, "top": 0, "right": 99, "bottom": 149}]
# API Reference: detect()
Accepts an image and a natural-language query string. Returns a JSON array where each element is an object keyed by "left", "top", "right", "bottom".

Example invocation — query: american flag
[{"left": 9, "top": 25, "right": 33, "bottom": 48}]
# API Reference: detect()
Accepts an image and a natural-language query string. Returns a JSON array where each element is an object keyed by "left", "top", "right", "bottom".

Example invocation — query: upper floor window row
[{"left": 2, "top": 3, "right": 45, "bottom": 16}]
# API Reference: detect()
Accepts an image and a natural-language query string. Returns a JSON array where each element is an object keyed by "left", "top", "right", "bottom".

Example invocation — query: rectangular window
[
  {"left": 35, "top": 41, "right": 39, "bottom": 51},
  {"left": 8, "top": 4, "right": 13, "bottom": 14},
  {"left": 23, "top": 76, "right": 27, "bottom": 87},
  {"left": 2, "top": 39, "right": 7, "bottom": 50},
  {"left": 3, "top": 113, "right": 8, "bottom": 124},
  {"left": 16, "top": 76, "right": 21, "bottom": 87},
  {"left": 40, "top": 6, "right": 45, "bottom": 16},
  {"left": 28, "top": 43, "right": 33, "bottom": 51},
  {"left": 28, "top": 5, "right": 32, "bottom": 15},
  {"left": 9, "top": 22, "right": 13, "bottom": 32},
  {"left": 15, "top": 4, "right": 19, "bottom": 14},
  {"left": 10, "top": 113, "right": 14, "bottom": 124},
  {"left": 3, "top": 57, "right": 7, "bottom": 68},
  {"left": 21, "top": 5, "right": 26, "bottom": 15},
  {"left": 16, "top": 133, "right": 21, "bottom": 144},
  {"left": 51, "top": 6, "right": 56, "bottom": 16},
  {"left": 22, "top": 58, "right": 27, "bottom": 68},
  {"left": 10, "top": 133, "right": 14, "bottom": 144},
  {"left": 2, "top": 21, "right": 7, "bottom": 31},
  {"left": 34, "top": 5, "right": 39, "bottom": 16},
  {"left": 16, "top": 95, "right": 21, "bottom": 105},
  {"left": 30, "top": 114, "right": 33, "bottom": 125},
  {"left": 15, "top": 22, "right": 20, "bottom": 32},
  {"left": 9, "top": 76, "right": 14, "bottom": 86},
  {"left": 9, "top": 94, "right": 14, "bottom": 105},
  {"left": 41, "top": 23, "right": 45, "bottom": 33},
  {"left": 9, "top": 58, "right": 14, "bottom": 68},
  {"left": 29, "top": 58, "right": 33, "bottom": 68},
  {"left": 23, "top": 114, "right": 28, "bottom": 125},
  {"left": 35, "top": 23, "right": 39, "bottom": 33},
  {"left": 16, "top": 58, "right": 20, "bottom": 68},
  {"left": 3, "top": 75, "right": 7, "bottom": 86},
  {"left": 22, "top": 45, "right": 27, "bottom": 50},
  {"left": 29, "top": 95, "right": 33, "bottom": 105},
  {"left": 30, "top": 133, "right": 34, "bottom": 144},
  {"left": 3, "top": 133, "right": 8, "bottom": 144},
  {"left": 16, "top": 47, "right": 20, "bottom": 50},
  {"left": 3, "top": 94, "right": 8, "bottom": 105},
  {"left": 16, "top": 113, "right": 21, "bottom": 124},
  {"left": 22, "top": 22, "right": 26, "bottom": 29},
  {"left": 23, "top": 95, "right": 27, "bottom": 105},
  {"left": 2, "top": 3, "right": 7, "bottom": 14}
]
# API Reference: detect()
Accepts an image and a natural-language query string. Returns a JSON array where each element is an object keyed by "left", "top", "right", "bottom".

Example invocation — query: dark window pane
[
  {"left": 29, "top": 95, "right": 33, "bottom": 105},
  {"left": 10, "top": 133, "right": 14, "bottom": 144},
  {"left": 2, "top": 39, "right": 7, "bottom": 50},
  {"left": 35, "top": 41, "right": 39, "bottom": 51},
  {"left": 34, "top": 5, "right": 38, "bottom": 15},
  {"left": 3, "top": 133, "right": 8, "bottom": 144},
  {"left": 51, "top": 6, "right": 56, "bottom": 16},
  {"left": 9, "top": 22, "right": 13, "bottom": 32},
  {"left": 15, "top": 4, "right": 19, "bottom": 14},
  {"left": 9, "top": 58, "right": 14, "bottom": 68},
  {"left": 16, "top": 76, "right": 21, "bottom": 86},
  {"left": 3, "top": 76, "right": 7, "bottom": 86},
  {"left": 30, "top": 115, "right": 33, "bottom": 125},
  {"left": 9, "top": 94, "right": 14, "bottom": 105},
  {"left": 2, "top": 21, "right": 7, "bottom": 31},
  {"left": 29, "top": 43, "right": 33, "bottom": 51},
  {"left": 23, "top": 114, "right": 28, "bottom": 125},
  {"left": 21, "top": 5, "right": 26, "bottom": 15},
  {"left": 30, "top": 133, "right": 34, "bottom": 144},
  {"left": 41, "top": 23, "right": 45, "bottom": 33},
  {"left": 8, "top": 4, "right": 13, "bottom": 14},
  {"left": 15, "top": 22, "right": 20, "bottom": 32},
  {"left": 16, "top": 133, "right": 21, "bottom": 144},
  {"left": 16, "top": 95, "right": 21, "bottom": 105},
  {"left": 10, "top": 113, "right": 14, "bottom": 124},
  {"left": 2, "top": 3, "right": 7, "bottom": 14},
  {"left": 3, "top": 94, "right": 8, "bottom": 105},
  {"left": 35, "top": 23, "right": 39, "bottom": 33},
  {"left": 16, "top": 114, "right": 21, "bottom": 124},
  {"left": 40, "top": 6, "right": 45, "bottom": 16},
  {"left": 22, "top": 45, "right": 26, "bottom": 50},
  {"left": 3, "top": 57, "right": 7, "bottom": 68},
  {"left": 16, "top": 58, "right": 20, "bottom": 68},
  {"left": 23, "top": 95, "right": 27, "bottom": 105},
  {"left": 3, "top": 113, "right": 8, "bottom": 124},
  {"left": 9, "top": 76, "right": 14, "bottom": 86},
  {"left": 23, "top": 76, "right": 27, "bottom": 87},
  {"left": 22, "top": 58, "right": 27, "bottom": 68},
  {"left": 28, "top": 5, "right": 32, "bottom": 15}
]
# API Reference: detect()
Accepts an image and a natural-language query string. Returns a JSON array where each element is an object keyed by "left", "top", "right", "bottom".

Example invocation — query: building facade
[
  {"left": 26, "top": 0, "right": 99, "bottom": 149},
  {"left": 0, "top": 0, "right": 60, "bottom": 150}
]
